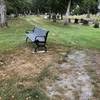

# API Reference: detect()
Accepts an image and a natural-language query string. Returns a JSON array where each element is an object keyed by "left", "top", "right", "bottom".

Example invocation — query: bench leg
[
  {"left": 34, "top": 42, "right": 47, "bottom": 53},
  {"left": 26, "top": 37, "right": 28, "bottom": 43},
  {"left": 44, "top": 46, "right": 47, "bottom": 52},
  {"left": 34, "top": 46, "right": 38, "bottom": 52}
]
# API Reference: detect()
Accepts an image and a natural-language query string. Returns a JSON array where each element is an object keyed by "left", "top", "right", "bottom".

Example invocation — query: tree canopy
[{"left": 4, "top": 0, "right": 98, "bottom": 15}]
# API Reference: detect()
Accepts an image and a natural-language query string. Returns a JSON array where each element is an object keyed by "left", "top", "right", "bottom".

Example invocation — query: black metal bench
[{"left": 26, "top": 27, "right": 49, "bottom": 52}]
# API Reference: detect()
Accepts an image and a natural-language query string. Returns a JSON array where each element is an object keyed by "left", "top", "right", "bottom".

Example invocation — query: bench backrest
[
  {"left": 33, "top": 27, "right": 48, "bottom": 36},
  {"left": 33, "top": 27, "right": 49, "bottom": 43}
]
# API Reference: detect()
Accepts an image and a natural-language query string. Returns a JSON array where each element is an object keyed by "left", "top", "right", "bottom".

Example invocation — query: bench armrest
[
  {"left": 25, "top": 30, "right": 32, "bottom": 34},
  {"left": 25, "top": 27, "right": 35, "bottom": 34},
  {"left": 35, "top": 36, "right": 45, "bottom": 41}
]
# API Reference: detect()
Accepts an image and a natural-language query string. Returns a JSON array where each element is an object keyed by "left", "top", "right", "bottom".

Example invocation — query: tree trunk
[
  {"left": 61, "top": 14, "right": 63, "bottom": 20},
  {"left": 52, "top": 13, "right": 56, "bottom": 22},
  {"left": 64, "top": 0, "right": 71, "bottom": 25},
  {"left": 0, "top": 0, "right": 7, "bottom": 27},
  {"left": 48, "top": 10, "right": 51, "bottom": 20},
  {"left": 87, "top": 9, "right": 90, "bottom": 18},
  {"left": 15, "top": 9, "right": 18, "bottom": 17},
  {"left": 97, "top": 0, "right": 100, "bottom": 16},
  {"left": 37, "top": 9, "right": 40, "bottom": 16}
]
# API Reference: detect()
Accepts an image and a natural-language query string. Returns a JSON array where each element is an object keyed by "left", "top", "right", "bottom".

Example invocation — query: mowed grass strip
[
  {"left": 0, "top": 18, "right": 33, "bottom": 52},
  {"left": 0, "top": 16, "right": 100, "bottom": 52},
  {"left": 24, "top": 16, "right": 100, "bottom": 49}
]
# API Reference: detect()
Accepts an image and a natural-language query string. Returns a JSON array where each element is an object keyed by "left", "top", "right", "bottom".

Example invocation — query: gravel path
[{"left": 47, "top": 50, "right": 93, "bottom": 100}]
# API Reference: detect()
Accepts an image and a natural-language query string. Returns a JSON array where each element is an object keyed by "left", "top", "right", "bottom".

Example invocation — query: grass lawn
[
  {"left": 0, "top": 18, "right": 33, "bottom": 52},
  {"left": 0, "top": 16, "right": 100, "bottom": 100},
  {"left": 0, "top": 16, "right": 100, "bottom": 52}
]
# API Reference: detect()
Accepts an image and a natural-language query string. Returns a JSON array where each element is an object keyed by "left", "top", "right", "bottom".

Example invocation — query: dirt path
[{"left": 46, "top": 50, "right": 100, "bottom": 100}]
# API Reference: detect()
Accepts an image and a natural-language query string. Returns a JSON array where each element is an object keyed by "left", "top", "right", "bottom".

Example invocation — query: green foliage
[
  {"left": 79, "top": 0, "right": 97, "bottom": 14},
  {"left": 82, "top": 0, "right": 96, "bottom": 8},
  {"left": 6, "top": 0, "right": 32, "bottom": 15},
  {"left": 4, "top": 0, "right": 98, "bottom": 15}
]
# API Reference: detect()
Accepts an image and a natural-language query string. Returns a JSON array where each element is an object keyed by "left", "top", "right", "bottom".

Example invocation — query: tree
[
  {"left": 0, "top": 0, "right": 7, "bottom": 27},
  {"left": 1, "top": 0, "right": 98, "bottom": 23},
  {"left": 32, "top": 0, "right": 47, "bottom": 15},
  {"left": 81, "top": 0, "right": 97, "bottom": 18},
  {"left": 6, "top": 0, "right": 32, "bottom": 16},
  {"left": 64, "top": 0, "right": 80, "bottom": 25},
  {"left": 64, "top": 0, "right": 71, "bottom": 25},
  {"left": 97, "top": 0, "right": 100, "bottom": 15}
]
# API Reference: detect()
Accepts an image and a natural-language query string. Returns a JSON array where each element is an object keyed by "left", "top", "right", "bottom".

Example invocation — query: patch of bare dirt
[
  {"left": 0, "top": 46, "right": 100, "bottom": 100},
  {"left": 46, "top": 50, "right": 93, "bottom": 100},
  {"left": 0, "top": 47, "right": 60, "bottom": 81},
  {"left": 46, "top": 50, "right": 100, "bottom": 100},
  {"left": 84, "top": 50, "right": 100, "bottom": 99}
]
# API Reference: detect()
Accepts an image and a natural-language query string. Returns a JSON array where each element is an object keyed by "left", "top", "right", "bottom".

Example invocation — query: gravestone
[
  {"left": 82, "top": 19, "right": 89, "bottom": 25},
  {"left": 94, "top": 21, "right": 99, "bottom": 28},
  {"left": 57, "top": 13, "right": 60, "bottom": 20},
  {"left": 52, "top": 13, "right": 56, "bottom": 22},
  {"left": 80, "top": 19, "right": 84, "bottom": 23},
  {"left": 74, "top": 19, "right": 79, "bottom": 24},
  {"left": 68, "top": 18, "right": 71, "bottom": 23}
]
